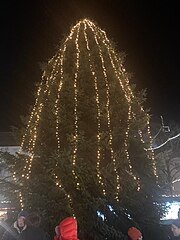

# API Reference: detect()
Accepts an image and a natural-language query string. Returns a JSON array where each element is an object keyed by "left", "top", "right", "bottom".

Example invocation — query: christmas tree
[{"left": 1, "top": 19, "right": 165, "bottom": 239}]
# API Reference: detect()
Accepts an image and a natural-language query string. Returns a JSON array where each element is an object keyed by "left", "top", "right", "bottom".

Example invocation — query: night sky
[{"left": 0, "top": 1, "right": 179, "bottom": 131}]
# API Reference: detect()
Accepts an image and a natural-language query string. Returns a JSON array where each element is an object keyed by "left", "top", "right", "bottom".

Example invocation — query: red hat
[
  {"left": 128, "top": 227, "right": 142, "bottom": 240},
  {"left": 60, "top": 217, "right": 78, "bottom": 240}
]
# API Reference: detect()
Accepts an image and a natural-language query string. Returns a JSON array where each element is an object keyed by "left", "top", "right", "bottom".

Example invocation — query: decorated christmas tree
[{"left": 1, "top": 19, "right": 165, "bottom": 239}]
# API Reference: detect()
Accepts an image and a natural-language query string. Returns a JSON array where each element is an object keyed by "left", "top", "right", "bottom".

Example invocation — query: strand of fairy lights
[
  {"left": 52, "top": 23, "right": 83, "bottom": 213},
  {"left": 52, "top": 29, "right": 77, "bottom": 214},
  {"left": 83, "top": 22, "right": 106, "bottom": 195},
  {"left": 26, "top": 110, "right": 41, "bottom": 178},
  {"left": 54, "top": 21, "right": 81, "bottom": 154},
  {"left": 22, "top": 102, "right": 44, "bottom": 179},
  {"left": 86, "top": 20, "right": 120, "bottom": 200},
  {"left": 20, "top": 81, "right": 44, "bottom": 151},
  {"left": 138, "top": 127, "right": 146, "bottom": 187},
  {"left": 146, "top": 116, "right": 157, "bottom": 178},
  {"left": 19, "top": 191, "right": 24, "bottom": 210},
  {"left": 12, "top": 170, "right": 24, "bottom": 210},
  {"left": 54, "top": 21, "right": 78, "bottom": 150},
  {"left": 54, "top": 51, "right": 64, "bottom": 150},
  {"left": 52, "top": 172, "right": 75, "bottom": 216},
  {"left": 72, "top": 23, "right": 81, "bottom": 189},
  {"left": 138, "top": 129, "right": 145, "bottom": 144},
  {"left": 47, "top": 56, "right": 61, "bottom": 96}
]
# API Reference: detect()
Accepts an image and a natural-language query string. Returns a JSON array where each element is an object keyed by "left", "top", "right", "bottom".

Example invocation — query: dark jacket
[
  {"left": 19, "top": 226, "right": 50, "bottom": 240},
  {"left": 1, "top": 221, "right": 26, "bottom": 240}
]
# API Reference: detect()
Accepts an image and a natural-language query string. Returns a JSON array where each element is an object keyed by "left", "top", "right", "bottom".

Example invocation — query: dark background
[{"left": 0, "top": 0, "right": 179, "bottom": 131}]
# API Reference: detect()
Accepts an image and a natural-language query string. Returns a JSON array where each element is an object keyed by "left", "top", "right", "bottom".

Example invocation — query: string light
[
  {"left": 83, "top": 21, "right": 106, "bottom": 195},
  {"left": 12, "top": 170, "right": 24, "bottom": 210},
  {"left": 19, "top": 191, "right": 24, "bottom": 210},
  {"left": 71, "top": 23, "right": 81, "bottom": 188}
]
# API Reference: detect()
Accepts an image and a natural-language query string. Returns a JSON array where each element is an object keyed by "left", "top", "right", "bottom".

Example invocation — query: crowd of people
[
  {"left": 0, "top": 210, "right": 180, "bottom": 240},
  {"left": 0, "top": 211, "right": 78, "bottom": 240},
  {"left": 0, "top": 211, "right": 49, "bottom": 240}
]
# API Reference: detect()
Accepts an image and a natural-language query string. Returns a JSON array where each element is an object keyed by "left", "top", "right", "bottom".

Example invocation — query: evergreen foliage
[{"left": 0, "top": 19, "right": 165, "bottom": 239}]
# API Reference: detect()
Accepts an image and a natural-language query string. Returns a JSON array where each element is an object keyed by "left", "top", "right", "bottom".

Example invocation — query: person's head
[
  {"left": 171, "top": 219, "right": 180, "bottom": 237},
  {"left": 128, "top": 227, "right": 143, "bottom": 240},
  {"left": 25, "top": 213, "right": 41, "bottom": 228},
  {"left": 17, "top": 211, "right": 29, "bottom": 228}
]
